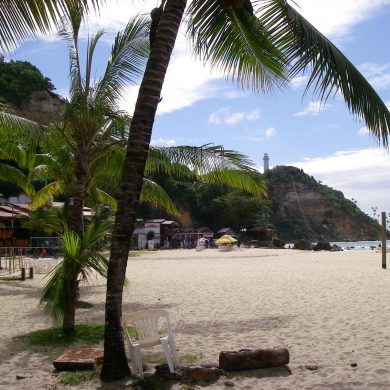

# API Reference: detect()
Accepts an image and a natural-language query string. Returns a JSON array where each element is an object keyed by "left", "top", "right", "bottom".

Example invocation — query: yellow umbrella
[{"left": 215, "top": 234, "right": 237, "bottom": 245}]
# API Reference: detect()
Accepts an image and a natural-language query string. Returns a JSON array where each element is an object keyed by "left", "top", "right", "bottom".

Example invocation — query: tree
[
  {"left": 101, "top": 0, "right": 390, "bottom": 381},
  {"left": 40, "top": 220, "right": 111, "bottom": 333}
]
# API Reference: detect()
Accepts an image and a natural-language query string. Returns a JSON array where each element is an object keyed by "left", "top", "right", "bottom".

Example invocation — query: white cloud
[
  {"left": 290, "top": 75, "right": 308, "bottom": 89},
  {"left": 265, "top": 127, "right": 276, "bottom": 138},
  {"left": 151, "top": 137, "right": 177, "bottom": 147},
  {"left": 119, "top": 32, "right": 225, "bottom": 115},
  {"left": 294, "top": 101, "right": 331, "bottom": 117},
  {"left": 358, "top": 127, "right": 370, "bottom": 136},
  {"left": 288, "top": 0, "right": 384, "bottom": 41},
  {"left": 209, "top": 108, "right": 261, "bottom": 125},
  {"left": 358, "top": 63, "right": 390, "bottom": 91},
  {"left": 290, "top": 148, "right": 390, "bottom": 216}
]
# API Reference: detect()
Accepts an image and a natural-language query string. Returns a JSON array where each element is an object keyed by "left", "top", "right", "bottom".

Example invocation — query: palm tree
[
  {"left": 101, "top": 0, "right": 390, "bottom": 381},
  {"left": 55, "top": 8, "right": 150, "bottom": 237},
  {"left": 40, "top": 220, "right": 111, "bottom": 334}
]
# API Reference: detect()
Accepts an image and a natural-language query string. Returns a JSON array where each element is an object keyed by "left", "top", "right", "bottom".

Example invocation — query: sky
[{"left": 5, "top": 0, "right": 390, "bottom": 219}]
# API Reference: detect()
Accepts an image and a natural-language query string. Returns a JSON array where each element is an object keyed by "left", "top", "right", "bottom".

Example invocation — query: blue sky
[{"left": 6, "top": 0, "right": 390, "bottom": 219}]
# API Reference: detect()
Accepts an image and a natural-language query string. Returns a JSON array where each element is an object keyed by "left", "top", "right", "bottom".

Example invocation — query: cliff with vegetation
[
  {"left": 264, "top": 166, "right": 381, "bottom": 242},
  {"left": 0, "top": 58, "right": 64, "bottom": 125}
]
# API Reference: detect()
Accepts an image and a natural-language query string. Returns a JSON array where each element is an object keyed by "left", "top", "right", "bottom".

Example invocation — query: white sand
[{"left": 1, "top": 248, "right": 390, "bottom": 389}]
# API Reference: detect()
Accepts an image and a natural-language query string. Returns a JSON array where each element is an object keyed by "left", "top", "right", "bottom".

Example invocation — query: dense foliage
[
  {"left": 0, "top": 57, "right": 56, "bottom": 106},
  {"left": 138, "top": 173, "right": 269, "bottom": 232}
]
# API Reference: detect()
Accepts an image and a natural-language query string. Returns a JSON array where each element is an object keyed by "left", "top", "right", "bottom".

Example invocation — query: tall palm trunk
[{"left": 100, "top": 0, "right": 187, "bottom": 381}]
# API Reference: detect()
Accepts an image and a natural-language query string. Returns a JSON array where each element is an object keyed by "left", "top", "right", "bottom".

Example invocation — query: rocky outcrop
[
  {"left": 265, "top": 166, "right": 381, "bottom": 242},
  {"left": 15, "top": 91, "right": 65, "bottom": 125}
]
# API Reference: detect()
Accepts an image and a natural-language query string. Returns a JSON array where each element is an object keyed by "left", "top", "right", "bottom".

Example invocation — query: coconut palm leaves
[
  {"left": 258, "top": 0, "right": 390, "bottom": 146},
  {"left": 187, "top": 0, "right": 288, "bottom": 92},
  {"left": 40, "top": 220, "right": 110, "bottom": 332},
  {"left": 0, "top": 0, "right": 104, "bottom": 52},
  {"left": 23, "top": 207, "right": 63, "bottom": 235}
]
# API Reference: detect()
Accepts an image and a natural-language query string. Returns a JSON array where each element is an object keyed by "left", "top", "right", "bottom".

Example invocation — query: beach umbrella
[{"left": 215, "top": 235, "right": 237, "bottom": 245}]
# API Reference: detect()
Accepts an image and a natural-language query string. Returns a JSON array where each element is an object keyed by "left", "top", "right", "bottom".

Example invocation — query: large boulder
[
  {"left": 273, "top": 238, "right": 285, "bottom": 248},
  {"left": 313, "top": 241, "right": 332, "bottom": 251},
  {"left": 293, "top": 239, "right": 311, "bottom": 250}
]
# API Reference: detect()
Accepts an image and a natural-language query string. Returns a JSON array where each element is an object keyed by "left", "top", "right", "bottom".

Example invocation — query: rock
[
  {"left": 350, "top": 363, "right": 358, "bottom": 368},
  {"left": 273, "top": 238, "right": 286, "bottom": 248},
  {"left": 304, "top": 364, "right": 318, "bottom": 371},
  {"left": 293, "top": 239, "right": 311, "bottom": 250},
  {"left": 154, "top": 364, "right": 182, "bottom": 379},
  {"left": 224, "top": 379, "right": 235, "bottom": 387},
  {"left": 16, "top": 374, "right": 28, "bottom": 380},
  {"left": 15, "top": 91, "right": 65, "bottom": 126},
  {"left": 219, "top": 348, "right": 289, "bottom": 371},
  {"left": 330, "top": 244, "right": 342, "bottom": 251},
  {"left": 313, "top": 241, "right": 332, "bottom": 251}
]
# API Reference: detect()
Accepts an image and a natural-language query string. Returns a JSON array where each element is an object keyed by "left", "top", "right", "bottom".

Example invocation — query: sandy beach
[{"left": 1, "top": 248, "right": 390, "bottom": 389}]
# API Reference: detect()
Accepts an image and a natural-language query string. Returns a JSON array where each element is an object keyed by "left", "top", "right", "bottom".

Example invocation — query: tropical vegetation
[{"left": 1, "top": 0, "right": 390, "bottom": 382}]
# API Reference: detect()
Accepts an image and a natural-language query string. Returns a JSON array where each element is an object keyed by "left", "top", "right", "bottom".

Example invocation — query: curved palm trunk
[{"left": 100, "top": 0, "right": 187, "bottom": 381}]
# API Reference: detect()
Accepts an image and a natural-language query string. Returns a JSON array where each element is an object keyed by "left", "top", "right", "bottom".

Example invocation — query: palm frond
[
  {"left": 58, "top": 4, "right": 83, "bottom": 101},
  {"left": 0, "top": 0, "right": 104, "bottom": 53},
  {"left": 200, "top": 168, "right": 267, "bottom": 197},
  {"left": 30, "top": 181, "right": 65, "bottom": 209},
  {"left": 147, "top": 145, "right": 258, "bottom": 177},
  {"left": 0, "top": 163, "right": 35, "bottom": 195},
  {"left": 96, "top": 15, "right": 150, "bottom": 102},
  {"left": 94, "top": 189, "right": 118, "bottom": 210},
  {"left": 23, "top": 207, "right": 63, "bottom": 235},
  {"left": 140, "top": 179, "right": 180, "bottom": 216},
  {"left": 260, "top": 0, "right": 390, "bottom": 146},
  {"left": 187, "top": 0, "right": 288, "bottom": 92},
  {"left": 85, "top": 29, "right": 105, "bottom": 96},
  {"left": 0, "top": 107, "right": 45, "bottom": 141}
]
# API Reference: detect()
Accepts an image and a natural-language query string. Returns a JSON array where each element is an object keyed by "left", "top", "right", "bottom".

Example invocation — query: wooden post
[
  {"left": 21, "top": 267, "right": 26, "bottom": 281},
  {"left": 382, "top": 212, "right": 387, "bottom": 269},
  {"left": 29, "top": 267, "right": 34, "bottom": 279}
]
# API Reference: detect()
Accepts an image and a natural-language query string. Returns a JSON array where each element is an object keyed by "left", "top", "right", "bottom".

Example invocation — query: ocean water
[
  {"left": 285, "top": 240, "right": 390, "bottom": 250},
  {"left": 331, "top": 240, "right": 390, "bottom": 250}
]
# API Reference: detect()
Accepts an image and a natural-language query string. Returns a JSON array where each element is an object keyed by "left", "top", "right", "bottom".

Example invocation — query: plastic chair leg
[
  {"left": 161, "top": 338, "right": 175, "bottom": 373},
  {"left": 129, "top": 347, "right": 138, "bottom": 373},
  {"left": 134, "top": 344, "right": 144, "bottom": 378},
  {"left": 168, "top": 336, "right": 180, "bottom": 366}
]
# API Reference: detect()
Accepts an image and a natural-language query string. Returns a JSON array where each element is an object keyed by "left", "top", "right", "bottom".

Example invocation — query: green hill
[{"left": 264, "top": 165, "right": 381, "bottom": 242}]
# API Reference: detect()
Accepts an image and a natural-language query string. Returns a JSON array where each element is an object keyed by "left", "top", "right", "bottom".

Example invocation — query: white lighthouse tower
[{"left": 263, "top": 153, "right": 269, "bottom": 173}]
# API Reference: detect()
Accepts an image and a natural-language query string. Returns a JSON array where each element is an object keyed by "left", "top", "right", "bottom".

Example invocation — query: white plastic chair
[{"left": 123, "top": 309, "right": 180, "bottom": 378}]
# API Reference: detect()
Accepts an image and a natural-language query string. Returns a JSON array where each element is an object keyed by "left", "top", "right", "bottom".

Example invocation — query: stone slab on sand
[{"left": 53, "top": 347, "right": 103, "bottom": 371}]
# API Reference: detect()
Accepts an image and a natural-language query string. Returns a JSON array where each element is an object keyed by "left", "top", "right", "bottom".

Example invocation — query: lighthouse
[{"left": 263, "top": 153, "right": 269, "bottom": 172}]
